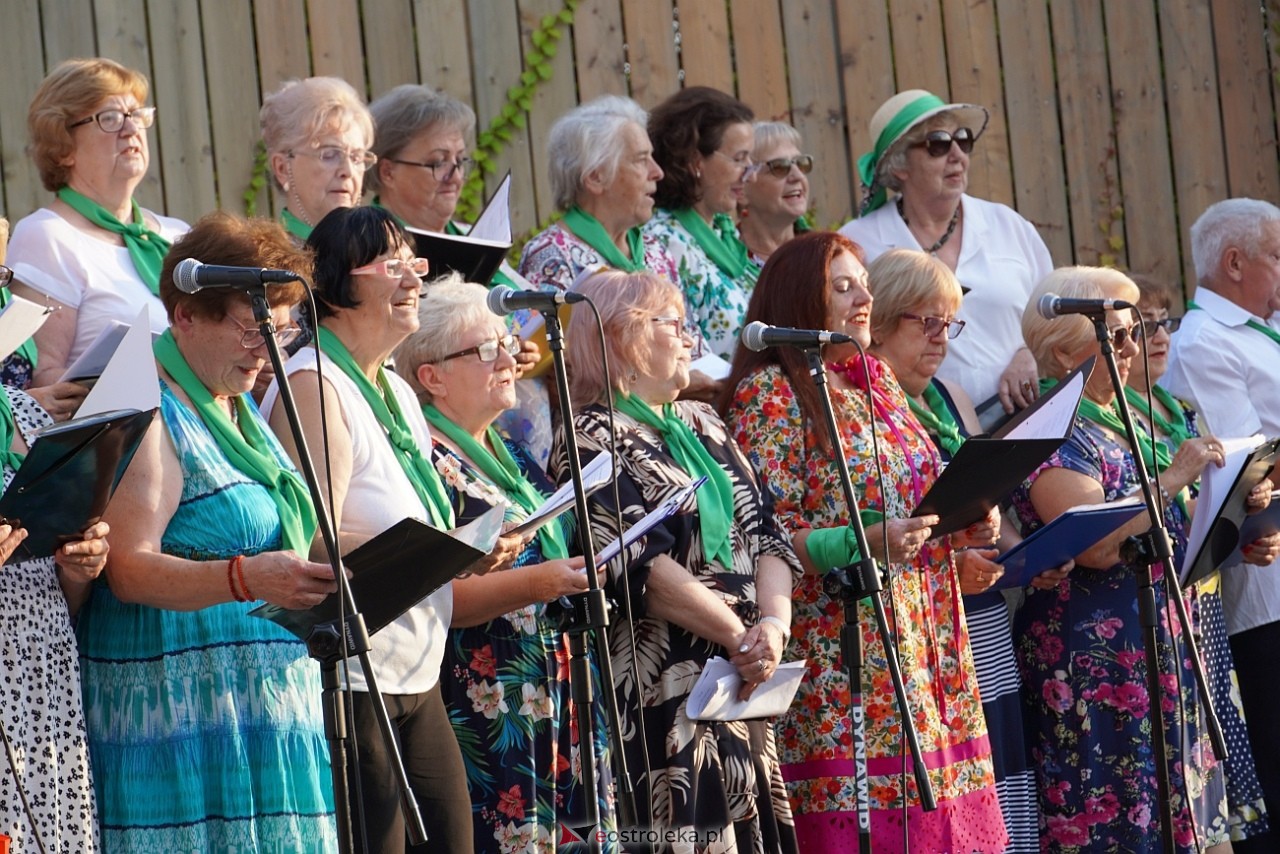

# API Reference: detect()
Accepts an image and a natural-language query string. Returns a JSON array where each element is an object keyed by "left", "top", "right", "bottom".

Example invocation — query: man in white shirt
[{"left": 1163, "top": 197, "right": 1280, "bottom": 853}]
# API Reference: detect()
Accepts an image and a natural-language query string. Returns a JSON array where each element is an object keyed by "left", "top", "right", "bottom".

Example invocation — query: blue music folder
[{"left": 991, "top": 499, "right": 1146, "bottom": 590}]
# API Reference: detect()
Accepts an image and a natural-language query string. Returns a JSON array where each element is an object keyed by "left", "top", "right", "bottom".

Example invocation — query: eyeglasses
[
  {"left": 68, "top": 106, "right": 156, "bottom": 133},
  {"left": 388, "top": 157, "right": 473, "bottom": 181},
  {"left": 712, "top": 149, "right": 754, "bottom": 177},
  {"left": 756, "top": 155, "right": 814, "bottom": 178},
  {"left": 652, "top": 315, "right": 686, "bottom": 336},
  {"left": 434, "top": 334, "right": 521, "bottom": 364},
  {"left": 912, "top": 128, "right": 977, "bottom": 158},
  {"left": 290, "top": 146, "right": 378, "bottom": 171},
  {"left": 226, "top": 315, "right": 302, "bottom": 350},
  {"left": 350, "top": 257, "right": 431, "bottom": 279},
  {"left": 0, "top": 265, "right": 11, "bottom": 288},
  {"left": 1107, "top": 322, "right": 1143, "bottom": 349},
  {"left": 1140, "top": 317, "right": 1181, "bottom": 337},
  {"left": 900, "top": 312, "right": 966, "bottom": 339}
]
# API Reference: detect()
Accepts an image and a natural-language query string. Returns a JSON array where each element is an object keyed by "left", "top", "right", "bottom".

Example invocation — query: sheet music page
[
  {"left": 77, "top": 307, "right": 160, "bottom": 417},
  {"left": 512, "top": 452, "right": 615, "bottom": 535},
  {"left": 1002, "top": 367, "right": 1085, "bottom": 440},
  {"left": 59, "top": 319, "right": 130, "bottom": 383},
  {"left": 469, "top": 172, "right": 512, "bottom": 243},
  {"left": 1181, "top": 434, "right": 1265, "bottom": 580},
  {"left": 0, "top": 295, "right": 52, "bottom": 363},
  {"left": 596, "top": 476, "right": 706, "bottom": 565}
]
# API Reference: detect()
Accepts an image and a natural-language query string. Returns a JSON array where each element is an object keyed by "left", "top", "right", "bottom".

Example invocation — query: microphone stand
[
  {"left": 540, "top": 306, "right": 636, "bottom": 842},
  {"left": 804, "top": 347, "right": 936, "bottom": 854},
  {"left": 248, "top": 288, "right": 427, "bottom": 851},
  {"left": 1090, "top": 317, "right": 1224, "bottom": 854}
]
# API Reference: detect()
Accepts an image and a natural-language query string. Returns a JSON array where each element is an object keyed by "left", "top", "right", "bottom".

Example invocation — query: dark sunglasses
[
  {"left": 1140, "top": 317, "right": 1181, "bottom": 337},
  {"left": 1107, "top": 322, "right": 1143, "bottom": 349},
  {"left": 901, "top": 312, "right": 966, "bottom": 339},
  {"left": 757, "top": 155, "right": 814, "bottom": 178},
  {"left": 913, "top": 128, "right": 977, "bottom": 158}
]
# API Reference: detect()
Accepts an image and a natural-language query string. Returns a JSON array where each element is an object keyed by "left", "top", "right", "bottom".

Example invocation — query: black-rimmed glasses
[
  {"left": 435, "top": 334, "right": 521, "bottom": 364},
  {"left": 901, "top": 312, "right": 966, "bottom": 339},
  {"left": 1140, "top": 317, "right": 1181, "bottom": 337},
  {"left": 912, "top": 128, "right": 977, "bottom": 158},
  {"left": 68, "top": 106, "right": 156, "bottom": 133},
  {"left": 388, "top": 157, "right": 473, "bottom": 181}
]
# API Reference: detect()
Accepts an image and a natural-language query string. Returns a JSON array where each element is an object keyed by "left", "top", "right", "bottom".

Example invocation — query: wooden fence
[{"left": 1, "top": 0, "right": 1277, "bottom": 296}]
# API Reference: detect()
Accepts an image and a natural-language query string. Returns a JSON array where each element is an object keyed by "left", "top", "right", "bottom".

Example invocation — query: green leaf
[
  {"left": 521, "top": 69, "right": 538, "bottom": 86},
  {"left": 541, "top": 13, "right": 556, "bottom": 28},
  {"left": 1108, "top": 235, "right": 1125, "bottom": 252},
  {"left": 511, "top": 112, "right": 526, "bottom": 130},
  {"left": 535, "top": 62, "right": 553, "bottom": 80}
]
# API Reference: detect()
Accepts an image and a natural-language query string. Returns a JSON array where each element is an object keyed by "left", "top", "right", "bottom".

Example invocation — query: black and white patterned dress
[
  {"left": 0, "top": 387, "right": 99, "bottom": 851},
  {"left": 552, "top": 400, "right": 801, "bottom": 854}
]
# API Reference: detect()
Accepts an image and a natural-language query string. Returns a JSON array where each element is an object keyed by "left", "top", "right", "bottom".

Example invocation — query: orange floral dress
[{"left": 726, "top": 360, "right": 1007, "bottom": 853}]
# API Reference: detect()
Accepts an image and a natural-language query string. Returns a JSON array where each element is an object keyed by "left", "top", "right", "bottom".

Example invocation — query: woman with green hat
[{"left": 840, "top": 89, "right": 1052, "bottom": 430}]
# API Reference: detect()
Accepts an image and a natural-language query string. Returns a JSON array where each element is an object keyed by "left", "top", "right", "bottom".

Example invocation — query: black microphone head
[
  {"left": 173, "top": 258, "right": 203, "bottom": 294},
  {"left": 487, "top": 285, "right": 515, "bottom": 316},
  {"left": 1036, "top": 292, "right": 1060, "bottom": 320},
  {"left": 741, "top": 321, "right": 769, "bottom": 352}
]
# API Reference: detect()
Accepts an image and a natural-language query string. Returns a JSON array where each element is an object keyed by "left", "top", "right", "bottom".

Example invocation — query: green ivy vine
[{"left": 243, "top": 140, "right": 269, "bottom": 217}]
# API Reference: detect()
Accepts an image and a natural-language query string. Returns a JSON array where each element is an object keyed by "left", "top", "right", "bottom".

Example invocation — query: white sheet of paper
[
  {"left": 58, "top": 319, "right": 130, "bottom": 383},
  {"left": 469, "top": 173, "right": 512, "bottom": 244},
  {"left": 595, "top": 476, "right": 706, "bottom": 566},
  {"left": 512, "top": 452, "right": 614, "bottom": 536},
  {"left": 0, "top": 296, "right": 53, "bottom": 364},
  {"left": 77, "top": 307, "right": 160, "bottom": 417},
  {"left": 686, "top": 656, "right": 808, "bottom": 721},
  {"left": 1002, "top": 367, "right": 1085, "bottom": 440},
  {"left": 450, "top": 504, "right": 505, "bottom": 554},
  {"left": 1180, "top": 434, "right": 1265, "bottom": 583},
  {"left": 690, "top": 353, "right": 732, "bottom": 381}
]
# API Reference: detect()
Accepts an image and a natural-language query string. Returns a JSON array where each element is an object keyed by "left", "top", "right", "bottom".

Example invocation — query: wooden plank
[
  {"left": 834, "top": 0, "right": 895, "bottom": 218},
  {"left": 728, "top": 0, "right": 788, "bottom": 121},
  {"left": 675, "top": 0, "right": 733, "bottom": 93},
  {"left": 994, "top": 0, "right": 1071, "bottom": 263},
  {"left": 887, "top": 0, "right": 949, "bottom": 99},
  {"left": 1050, "top": 0, "right": 1121, "bottom": 268},
  {"left": 1159, "top": 0, "right": 1228, "bottom": 290},
  {"left": 199, "top": 0, "right": 266, "bottom": 215},
  {"left": 253, "top": 0, "right": 311, "bottom": 96},
  {"left": 1270, "top": 0, "right": 1280, "bottom": 183},
  {"left": 411, "top": 0, "right": 473, "bottom": 102},
  {"left": 519, "top": 0, "right": 579, "bottom": 223},
  {"left": 364, "top": 2, "right": 420, "bottom": 101},
  {"left": 571, "top": 0, "right": 629, "bottom": 101},
  {"left": 941, "top": 0, "right": 1013, "bottom": 207},
  {"left": 781, "top": 0, "right": 852, "bottom": 228},
  {"left": 147, "top": 0, "right": 217, "bottom": 222},
  {"left": 1103, "top": 0, "right": 1179, "bottom": 281},
  {"left": 620, "top": 0, "right": 678, "bottom": 108},
  {"left": 468, "top": 0, "right": 538, "bottom": 234},
  {"left": 1212, "top": 0, "right": 1280, "bottom": 202},
  {"left": 0, "top": 0, "right": 50, "bottom": 221},
  {"left": 305, "top": 0, "right": 367, "bottom": 96},
  {"left": 94, "top": 0, "right": 165, "bottom": 213},
  {"left": 39, "top": 0, "right": 96, "bottom": 66}
]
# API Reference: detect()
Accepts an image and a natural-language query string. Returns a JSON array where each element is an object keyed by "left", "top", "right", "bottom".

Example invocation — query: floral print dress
[
  {"left": 725, "top": 361, "right": 1007, "bottom": 854},
  {"left": 431, "top": 438, "right": 612, "bottom": 853},
  {"left": 1009, "top": 415, "right": 1226, "bottom": 852},
  {"left": 551, "top": 400, "right": 801, "bottom": 854}
]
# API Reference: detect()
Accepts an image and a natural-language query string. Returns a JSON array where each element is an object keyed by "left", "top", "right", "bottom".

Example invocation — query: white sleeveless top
[{"left": 262, "top": 346, "right": 451, "bottom": 694}]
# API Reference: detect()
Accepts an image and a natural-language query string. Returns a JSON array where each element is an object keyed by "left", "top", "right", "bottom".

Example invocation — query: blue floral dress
[{"left": 1010, "top": 416, "right": 1225, "bottom": 852}]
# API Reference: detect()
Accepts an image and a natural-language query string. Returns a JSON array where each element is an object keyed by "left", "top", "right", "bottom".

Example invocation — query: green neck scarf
[
  {"left": 1188, "top": 298, "right": 1280, "bottom": 347},
  {"left": 0, "top": 390, "right": 26, "bottom": 475},
  {"left": 670, "top": 208, "right": 756, "bottom": 282},
  {"left": 614, "top": 393, "right": 735, "bottom": 568},
  {"left": 0, "top": 288, "right": 38, "bottom": 372},
  {"left": 57, "top": 187, "right": 171, "bottom": 295},
  {"left": 153, "top": 330, "right": 317, "bottom": 553},
  {"left": 316, "top": 327, "right": 455, "bottom": 528},
  {"left": 907, "top": 382, "right": 964, "bottom": 458},
  {"left": 857, "top": 92, "right": 947, "bottom": 215},
  {"left": 1042, "top": 377, "right": 1187, "bottom": 516},
  {"left": 1123, "top": 385, "right": 1192, "bottom": 451},
  {"left": 280, "top": 208, "right": 313, "bottom": 242},
  {"left": 421, "top": 404, "right": 568, "bottom": 559},
  {"left": 562, "top": 206, "right": 646, "bottom": 272},
  {"left": 445, "top": 220, "right": 465, "bottom": 236}
]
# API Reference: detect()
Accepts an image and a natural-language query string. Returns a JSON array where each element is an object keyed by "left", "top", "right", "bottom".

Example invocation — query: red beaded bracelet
[
  {"left": 227, "top": 556, "right": 246, "bottom": 602},
  {"left": 233, "top": 554, "right": 255, "bottom": 602}
]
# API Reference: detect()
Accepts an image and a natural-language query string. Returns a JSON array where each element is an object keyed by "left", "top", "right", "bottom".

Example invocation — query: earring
[{"left": 694, "top": 168, "right": 702, "bottom": 180}]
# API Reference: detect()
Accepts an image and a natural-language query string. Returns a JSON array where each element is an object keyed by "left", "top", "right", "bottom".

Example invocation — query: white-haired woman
[
  {"left": 554, "top": 268, "right": 800, "bottom": 850},
  {"left": 1012, "top": 267, "right": 1232, "bottom": 853},
  {"left": 738, "top": 121, "right": 812, "bottom": 266},
  {"left": 391, "top": 276, "right": 614, "bottom": 852},
  {"left": 260, "top": 76, "right": 375, "bottom": 242}
]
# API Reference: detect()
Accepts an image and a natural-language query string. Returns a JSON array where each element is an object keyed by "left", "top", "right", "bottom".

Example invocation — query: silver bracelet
[{"left": 759, "top": 614, "right": 791, "bottom": 643}]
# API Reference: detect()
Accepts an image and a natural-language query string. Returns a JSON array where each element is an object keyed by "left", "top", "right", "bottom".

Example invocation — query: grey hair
[
  {"left": 751, "top": 121, "right": 802, "bottom": 159},
  {"left": 259, "top": 77, "right": 373, "bottom": 191},
  {"left": 874, "top": 110, "right": 965, "bottom": 195},
  {"left": 548, "top": 95, "right": 649, "bottom": 210},
  {"left": 392, "top": 273, "right": 503, "bottom": 402},
  {"left": 1190, "top": 198, "right": 1280, "bottom": 283},
  {"left": 366, "top": 84, "right": 477, "bottom": 193},
  {"left": 1022, "top": 267, "right": 1139, "bottom": 379}
]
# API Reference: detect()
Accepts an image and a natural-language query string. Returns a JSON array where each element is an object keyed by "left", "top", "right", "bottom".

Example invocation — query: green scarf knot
[
  {"left": 562, "top": 206, "right": 646, "bottom": 273},
  {"left": 908, "top": 382, "right": 964, "bottom": 458},
  {"left": 57, "top": 187, "right": 172, "bottom": 295},
  {"left": 670, "top": 208, "right": 756, "bottom": 283}
]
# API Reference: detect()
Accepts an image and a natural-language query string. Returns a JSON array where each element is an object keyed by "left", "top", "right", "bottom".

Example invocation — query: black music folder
[
  {"left": 0, "top": 407, "right": 156, "bottom": 562},
  {"left": 251, "top": 506, "right": 503, "bottom": 640},
  {"left": 407, "top": 172, "right": 513, "bottom": 286},
  {"left": 1181, "top": 436, "right": 1280, "bottom": 586},
  {"left": 912, "top": 356, "right": 1093, "bottom": 538}
]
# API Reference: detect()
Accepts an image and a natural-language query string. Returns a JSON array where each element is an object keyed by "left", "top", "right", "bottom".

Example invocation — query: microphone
[
  {"left": 741, "top": 321, "right": 855, "bottom": 352},
  {"left": 1037, "top": 293, "right": 1135, "bottom": 319},
  {"left": 486, "top": 285, "right": 587, "bottom": 316},
  {"left": 173, "top": 258, "right": 304, "bottom": 294}
]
